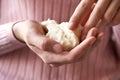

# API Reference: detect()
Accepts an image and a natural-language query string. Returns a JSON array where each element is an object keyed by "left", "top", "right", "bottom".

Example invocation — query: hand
[
  {"left": 69, "top": 0, "right": 120, "bottom": 40},
  {"left": 13, "top": 20, "right": 63, "bottom": 53},
  {"left": 12, "top": 20, "right": 102, "bottom": 67}
]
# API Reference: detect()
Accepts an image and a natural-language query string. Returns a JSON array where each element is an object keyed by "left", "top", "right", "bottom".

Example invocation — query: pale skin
[
  {"left": 69, "top": 0, "right": 120, "bottom": 40},
  {"left": 12, "top": 20, "right": 103, "bottom": 67},
  {"left": 12, "top": 0, "right": 120, "bottom": 67}
]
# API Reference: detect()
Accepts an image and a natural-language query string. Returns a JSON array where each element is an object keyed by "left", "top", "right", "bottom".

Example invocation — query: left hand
[
  {"left": 69, "top": 0, "right": 120, "bottom": 40},
  {"left": 12, "top": 20, "right": 103, "bottom": 67},
  {"left": 50, "top": 28, "right": 104, "bottom": 67}
]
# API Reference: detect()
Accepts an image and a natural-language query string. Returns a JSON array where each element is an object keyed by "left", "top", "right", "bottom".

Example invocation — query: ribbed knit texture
[
  {"left": 0, "top": 23, "right": 25, "bottom": 55},
  {"left": 0, "top": 0, "right": 120, "bottom": 80}
]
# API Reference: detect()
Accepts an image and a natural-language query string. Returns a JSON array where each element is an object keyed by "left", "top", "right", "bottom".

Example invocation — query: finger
[
  {"left": 75, "top": 27, "right": 98, "bottom": 53},
  {"left": 86, "top": 27, "right": 104, "bottom": 49},
  {"left": 81, "top": 27, "right": 98, "bottom": 44},
  {"left": 69, "top": 36, "right": 96, "bottom": 61},
  {"left": 77, "top": 31, "right": 104, "bottom": 62},
  {"left": 103, "top": 0, "right": 120, "bottom": 24},
  {"left": 81, "top": 3, "right": 96, "bottom": 26},
  {"left": 27, "top": 35, "right": 63, "bottom": 53},
  {"left": 82, "top": 0, "right": 111, "bottom": 38},
  {"left": 69, "top": 0, "right": 95, "bottom": 30},
  {"left": 97, "top": 32, "right": 104, "bottom": 39},
  {"left": 90, "top": 32, "right": 104, "bottom": 51},
  {"left": 111, "top": 8, "right": 120, "bottom": 26},
  {"left": 85, "top": 28, "right": 98, "bottom": 39},
  {"left": 38, "top": 37, "right": 96, "bottom": 64},
  {"left": 97, "top": 1, "right": 120, "bottom": 28},
  {"left": 81, "top": 27, "right": 98, "bottom": 41}
]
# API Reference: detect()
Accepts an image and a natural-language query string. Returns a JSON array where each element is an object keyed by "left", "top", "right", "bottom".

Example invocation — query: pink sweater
[{"left": 0, "top": 0, "right": 120, "bottom": 80}]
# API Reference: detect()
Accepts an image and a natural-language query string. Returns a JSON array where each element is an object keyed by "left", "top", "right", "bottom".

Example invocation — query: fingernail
[{"left": 53, "top": 44, "right": 63, "bottom": 53}]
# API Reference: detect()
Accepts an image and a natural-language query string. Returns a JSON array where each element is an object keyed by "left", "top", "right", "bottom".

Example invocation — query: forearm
[{"left": 0, "top": 22, "right": 25, "bottom": 55}]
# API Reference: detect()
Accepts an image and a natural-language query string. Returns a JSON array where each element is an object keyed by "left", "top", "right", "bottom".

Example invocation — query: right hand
[
  {"left": 12, "top": 20, "right": 103, "bottom": 67},
  {"left": 69, "top": 0, "right": 120, "bottom": 40}
]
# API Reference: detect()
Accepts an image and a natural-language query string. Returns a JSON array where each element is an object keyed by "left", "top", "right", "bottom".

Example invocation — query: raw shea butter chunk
[{"left": 41, "top": 19, "right": 82, "bottom": 51}]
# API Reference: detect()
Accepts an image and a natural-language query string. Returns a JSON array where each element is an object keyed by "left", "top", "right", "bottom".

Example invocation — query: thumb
[{"left": 28, "top": 35, "right": 63, "bottom": 53}]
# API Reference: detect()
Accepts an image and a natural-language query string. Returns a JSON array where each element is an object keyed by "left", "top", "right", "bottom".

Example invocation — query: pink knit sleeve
[
  {"left": 113, "top": 24, "right": 120, "bottom": 56},
  {"left": 0, "top": 22, "right": 25, "bottom": 55}
]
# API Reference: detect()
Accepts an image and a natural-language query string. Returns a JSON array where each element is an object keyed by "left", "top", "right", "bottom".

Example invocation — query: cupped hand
[
  {"left": 12, "top": 20, "right": 103, "bottom": 67},
  {"left": 69, "top": 0, "right": 120, "bottom": 40},
  {"left": 13, "top": 20, "right": 63, "bottom": 53}
]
